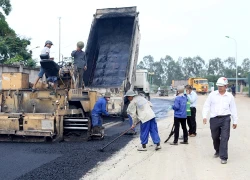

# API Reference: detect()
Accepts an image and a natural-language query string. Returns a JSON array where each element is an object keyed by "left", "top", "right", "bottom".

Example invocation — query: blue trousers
[
  {"left": 91, "top": 114, "right": 102, "bottom": 127},
  {"left": 140, "top": 118, "right": 160, "bottom": 145}
]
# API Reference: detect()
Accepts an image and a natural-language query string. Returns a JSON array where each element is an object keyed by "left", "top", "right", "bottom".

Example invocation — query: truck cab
[
  {"left": 134, "top": 69, "right": 150, "bottom": 100},
  {"left": 189, "top": 78, "right": 208, "bottom": 94}
]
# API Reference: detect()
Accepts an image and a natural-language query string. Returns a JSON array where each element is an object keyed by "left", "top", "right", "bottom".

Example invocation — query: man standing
[
  {"left": 126, "top": 90, "right": 161, "bottom": 151},
  {"left": 33, "top": 40, "right": 54, "bottom": 89},
  {"left": 231, "top": 84, "right": 236, "bottom": 97},
  {"left": 202, "top": 77, "right": 238, "bottom": 164},
  {"left": 71, "top": 41, "right": 87, "bottom": 88},
  {"left": 185, "top": 85, "right": 198, "bottom": 137},
  {"left": 91, "top": 92, "right": 111, "bottom": 133}
]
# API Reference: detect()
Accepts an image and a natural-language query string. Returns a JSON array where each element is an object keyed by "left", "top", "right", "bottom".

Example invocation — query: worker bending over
[
  {"left": 91, "top": 92, "right": 111, "bottom": 132},
  {"left": 126, "top": 90, "right": 161, "bottom": 151}
]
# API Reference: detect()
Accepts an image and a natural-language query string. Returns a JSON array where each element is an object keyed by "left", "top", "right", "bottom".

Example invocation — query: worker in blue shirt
[
  {"left": 91, "top": 92, "right": 111, "bottom": 131},
  {"left": 170, "top": 86, "right": 188, "bottom": 145}
]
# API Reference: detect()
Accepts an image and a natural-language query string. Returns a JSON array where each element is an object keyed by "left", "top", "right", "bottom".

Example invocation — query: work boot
[
  {"left": 155, "top": 143, "right": 161, "bottom": 150},
  {"left": 180, "top": 141, "right": 189, "bottom": 144},
  {"left": 137, "top": 144, "right": 147, "bottom": 151},
  {"left": 221, "top": 159, "right": 227, "bottom": 164},
  {"left": 214, "top": 151, "right": 219, "bottom": 158},
  {"left": 170, "top": 142, "right": 178, "bottom": 145}
]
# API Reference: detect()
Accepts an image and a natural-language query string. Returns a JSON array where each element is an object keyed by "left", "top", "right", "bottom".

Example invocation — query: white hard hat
[
  {"left": 216, "top": 77, "right": 228, "bottom": 86},
  {"left": 125, "top": 90, "right": 137, "bottom": 97}
]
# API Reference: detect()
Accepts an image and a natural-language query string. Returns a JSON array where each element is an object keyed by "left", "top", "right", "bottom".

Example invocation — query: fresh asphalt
[{"left": 0, "top": 98, "right": 173, "bottom": 180}]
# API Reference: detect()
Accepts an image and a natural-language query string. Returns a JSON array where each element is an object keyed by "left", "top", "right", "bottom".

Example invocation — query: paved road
[
  {"left": 0, "top": 98, "right": 172, "bottom": 180},
  {"left": 83, "top": 95, "right": 250, "bottom": 180}
]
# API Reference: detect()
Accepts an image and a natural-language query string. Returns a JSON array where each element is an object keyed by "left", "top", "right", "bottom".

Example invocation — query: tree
[
  {"left": 0, "top": 0, "right": 11, "bottom": 19},
  {"left": 137, "top": 55, "right": 154, "bottom": 70},
  {"left": 0, "top": 0, "right": 35, "bottom": 67},
  {"left": 207, "top": 58, "right": 224, "bottom": 76},
  {"left": 151, "top": 61, "right": 163, "bottom": 86},
  {"left": 181, "top": 56, "right": 205, "bottom": 78},
  {"left": 241, "top": 58, "right": 250, "bottom": 77}
]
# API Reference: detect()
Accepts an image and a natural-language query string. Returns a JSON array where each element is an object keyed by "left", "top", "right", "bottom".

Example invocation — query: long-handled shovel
[
  {"left": 164, "top": 123, "right": 175, "bottom": 143},
  {"left": 99, "top": 122, "right": 139, "bottom": 152}
]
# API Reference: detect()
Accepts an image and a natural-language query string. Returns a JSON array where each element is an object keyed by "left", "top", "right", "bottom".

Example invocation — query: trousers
[
  {"left": 187, "top": 107, "right": 197, "bottom": 135},
  {"left": 210, "top": 115, "right": 231, "bottom": 160},
  {"left": 91, "top": 114, "right": 103, "bottom": 127},
  {"left": 74, "top": 66, "right": 84, "bottom": 88},
  {"left": 140, "top": 118, "right": 160, "bottom": 145},
  {"left": 174, "top": 117, "right": 188, "bottom": 143}
]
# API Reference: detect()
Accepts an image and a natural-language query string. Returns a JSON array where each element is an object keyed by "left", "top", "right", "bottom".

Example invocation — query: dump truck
[
  {"left": 172, "top": 77, "right": 208, "bottom": 94},
  {"left": 0, "top": 60, "right": 101, "bottom": 142},
  {"left": 83, "top": 6, "right": 140, "bottom": 116},
  {"left": 134, "top": 69, "right": 150, "bottom": 100}
]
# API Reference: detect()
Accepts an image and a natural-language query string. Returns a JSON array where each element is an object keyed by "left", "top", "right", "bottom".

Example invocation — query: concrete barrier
[{"left": 0, "top": 64, "right": 40, "bottom": 89}]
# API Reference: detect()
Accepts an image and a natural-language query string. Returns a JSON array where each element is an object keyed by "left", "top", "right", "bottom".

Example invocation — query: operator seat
[{"left": 39, "top": 54, "right": 60, "bottom": 77}]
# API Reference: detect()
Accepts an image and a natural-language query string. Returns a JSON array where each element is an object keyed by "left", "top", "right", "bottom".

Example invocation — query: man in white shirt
[
  {"left": 33, "top": 40, "right": 54, "bottom": 89},
  {"left": 185, "top": 85, "right": 198, "bottom": 137},
  {"left": 202, "top": 77, "right": 238, "bottom": 164}
]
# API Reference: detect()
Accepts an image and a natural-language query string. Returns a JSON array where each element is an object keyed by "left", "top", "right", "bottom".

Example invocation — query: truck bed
[{"left": 84, "top": 7, "right": 138, "bottom": 88}]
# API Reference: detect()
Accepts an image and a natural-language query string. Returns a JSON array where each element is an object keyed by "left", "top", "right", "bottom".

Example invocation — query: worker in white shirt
[
  {"left": 185, "top": 85, "right": 198, "bottom": 137},
  {"left": 202, "top": 77, "right": 238, "bottom": 164}
]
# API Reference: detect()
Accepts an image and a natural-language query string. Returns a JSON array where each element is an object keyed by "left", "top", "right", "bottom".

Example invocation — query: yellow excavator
[{"left": 0, "top": 60, "right": 101, "bottom": 142}]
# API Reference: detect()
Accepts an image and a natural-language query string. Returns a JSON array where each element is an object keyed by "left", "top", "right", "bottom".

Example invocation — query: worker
[
  {"left": 170, "top": 86, "right": 188, "bottom": 145},
  {"left": 91, "top": 92, "right": 111, "bottom": 132},
  {"left": 202, "top": 77, "right": 238, "bottom": 164},
  {"left": 71, "top": 41, "right": 87, "bottom": 88},
  {"left": 33, "top": 40, "right": 54, "bottom": 89},
  {"left": 126, "top": 90, "right": 161, "bottom": 151},
  {"left": 231, "top": 84, "right": 236, "bottom": 97},
  {"left": 185, "top": 85, "right": 198, "bottom": 137}
]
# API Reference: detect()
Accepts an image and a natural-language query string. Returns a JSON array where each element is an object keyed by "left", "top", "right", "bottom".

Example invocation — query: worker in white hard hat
[
  {"left": 71, "top": 41, "right": 87, "bottom": 88},
  {"left": 125, "top": 90, "right": 161, "bottom": 151},
  {"left": 202, "top": 77, "right": 238, "bottom": 164},
  {"left": 33, "top": 40, "right": 54, "bottom": 89}
]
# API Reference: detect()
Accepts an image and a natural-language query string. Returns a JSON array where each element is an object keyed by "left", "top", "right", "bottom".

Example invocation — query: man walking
[
  {"left": 185, "top": 85, "right": 198, "bottom": 137},
  {"left": 126, "top": 90, "right": 161, "bottom": 151},
  {"left": 202, "top": 77, "right": 238, "bottom": 164},
  {"left": 71, "top": 41, "right": 87, "bottom": 88}
]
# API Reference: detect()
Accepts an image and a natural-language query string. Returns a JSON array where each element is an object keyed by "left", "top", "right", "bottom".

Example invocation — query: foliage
[
  {"left": 0, "top": 0, "right": 36, "bottom": 67},
  {"left": 137, "top": 54, "right": 250, "bottom": 86}
]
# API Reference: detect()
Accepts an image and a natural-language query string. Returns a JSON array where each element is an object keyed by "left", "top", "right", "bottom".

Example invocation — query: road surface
[{"left": 83, "top": 94, "right": 250, "bottom": 180}]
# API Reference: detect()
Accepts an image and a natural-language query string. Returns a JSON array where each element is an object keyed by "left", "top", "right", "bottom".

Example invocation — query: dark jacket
[
  {"left": 92, "top": 97, "right": 109, "bottom": 116},
  {"left": 71, "top": 50, "right": 87, "bottom": 68}
]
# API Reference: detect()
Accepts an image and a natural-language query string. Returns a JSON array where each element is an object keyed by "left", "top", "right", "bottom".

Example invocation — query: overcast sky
[{"left": 6, "top": 0, "right": 250, "bottom": 65}]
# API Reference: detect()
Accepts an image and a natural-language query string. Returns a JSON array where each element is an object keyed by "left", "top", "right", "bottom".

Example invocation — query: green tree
[
  {"left": 181, "top": 56, "right": 205, "bottom": 78},
  {"left": 207, "top": 58, "right": 224, "bottom": 76},
  {"left": 0, "top": 0, "right": 35, "bottom": 67},
  {"left": 137, "top": 55, "right": 154, "bottom": 70},
  {"left": 241, "top": 58, "right": 250, "bottom": 77},
  {"left": 151, "top": 61, "right": 163, "bottom": 86}
]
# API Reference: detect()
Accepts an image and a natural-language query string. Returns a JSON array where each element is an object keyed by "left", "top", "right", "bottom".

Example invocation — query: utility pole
[
  {"left": 59, "top": 17, "right": 61, "bottom": 63},
  {"left": 225, "top": 36, "right": 238, "bottom": 92}
]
